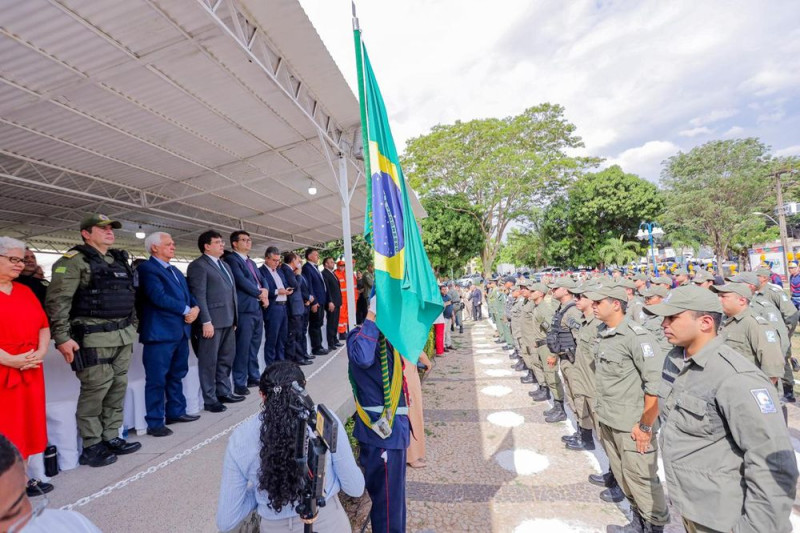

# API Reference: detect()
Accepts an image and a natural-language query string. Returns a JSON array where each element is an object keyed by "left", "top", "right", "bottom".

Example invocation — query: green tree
[
  {"left": 730, "top": 217, "right": 779, "bottom": 269},
  {"left": 538, "top": 166, "right": 661, "bottom": 266},
  {"left": 662, "top": 138, "right": 774, "bottom": 275},
  {"left": 403, "top": 103, "right": 599, "bottom": 276},
  {"left": 597, "top": 235, "right": 640, "bottom": 268},
  {"left": 310, "top": 234, "right": 373, "bottom": 272},
  {"left": 419, "top": 193, "right": 484, "bottom": 275}
]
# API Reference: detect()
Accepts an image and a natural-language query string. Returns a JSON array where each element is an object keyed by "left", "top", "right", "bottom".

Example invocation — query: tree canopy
[
  {"left": 402, "top": 103, "right": 599, "bottom": 275},
  {"left": 419, "top": 193, "right": 484, "bottom": 275}
]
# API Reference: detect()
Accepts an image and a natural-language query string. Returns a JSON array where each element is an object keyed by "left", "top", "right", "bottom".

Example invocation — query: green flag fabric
[{"left": 354, "top": 29, "right": 443, "bottom": 363}]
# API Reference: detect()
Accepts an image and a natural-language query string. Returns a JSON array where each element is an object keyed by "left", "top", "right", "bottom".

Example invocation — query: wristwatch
[{"left": 638, "top": 422, "right": 652, "bottom": 433}]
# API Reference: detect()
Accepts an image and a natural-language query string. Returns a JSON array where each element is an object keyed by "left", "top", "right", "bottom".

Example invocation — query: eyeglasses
[
  {"left": 8, "top": 485, "right": 49, "bottom": 533},
  {"left": 0, "top": 255, "right": 25, "bottom": 265}
]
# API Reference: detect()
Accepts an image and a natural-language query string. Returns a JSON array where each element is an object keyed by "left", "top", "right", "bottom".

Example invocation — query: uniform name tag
[
  {"left": 641, "top": 343, "right": 655, "bottom": 358},
  {"left": 750, "top": 388, "right": 777, "bottom": 414}
]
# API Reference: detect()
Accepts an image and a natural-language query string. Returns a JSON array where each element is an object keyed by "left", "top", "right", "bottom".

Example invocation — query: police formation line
[{"left": 485, "top": 268, "right": 799, "bottom": 533}]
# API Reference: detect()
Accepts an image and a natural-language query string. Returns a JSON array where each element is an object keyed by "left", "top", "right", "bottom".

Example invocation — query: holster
[
  {"left": 559, "top": 350, "right": 576, "bottom": 364},
  {"left": 69, "top": 323, "right": 120, "bottom": 372}
]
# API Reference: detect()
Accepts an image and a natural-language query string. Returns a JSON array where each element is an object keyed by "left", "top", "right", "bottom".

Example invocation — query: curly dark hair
[{"left": 257, "top": 361, "right": 308, "bottom": 513}]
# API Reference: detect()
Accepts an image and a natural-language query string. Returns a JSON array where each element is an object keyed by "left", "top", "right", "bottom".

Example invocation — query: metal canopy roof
[{"left": 0, "top": 0, "right": 373, "bottom": 256}]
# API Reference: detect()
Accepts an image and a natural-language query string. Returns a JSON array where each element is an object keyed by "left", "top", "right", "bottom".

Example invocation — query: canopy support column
[{"left": 339, "top": 153, "right": 357, "bottom": 331}]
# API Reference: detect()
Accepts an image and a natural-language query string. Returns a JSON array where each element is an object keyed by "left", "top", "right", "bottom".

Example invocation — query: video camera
[{"left": 288, "top": 381, "right": 338, "bottom": 533}]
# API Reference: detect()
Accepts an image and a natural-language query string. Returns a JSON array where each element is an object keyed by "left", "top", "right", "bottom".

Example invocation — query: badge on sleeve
[
  {"left": 750, "top": 389, "right": 777, "bottom": 414},
  {"left": 641, "top": 343, "right": 655, "bottom": 358},
  {"left": 765, "top": 330, "right": 777, "bottom": 343}
]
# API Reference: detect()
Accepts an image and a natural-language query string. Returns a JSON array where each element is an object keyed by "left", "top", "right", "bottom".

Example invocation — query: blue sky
[{"left": 299, "top": 0, "right": 800, "bottom": 183}]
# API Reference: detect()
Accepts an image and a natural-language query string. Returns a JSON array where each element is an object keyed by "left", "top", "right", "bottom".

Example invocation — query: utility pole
[{"left": 775, "top": 170, "right": 791, "bottom": 282}]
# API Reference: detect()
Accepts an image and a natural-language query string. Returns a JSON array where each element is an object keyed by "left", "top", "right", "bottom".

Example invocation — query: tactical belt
[{"left": 73, "top": 317, "right": 132, "bottom": 336}]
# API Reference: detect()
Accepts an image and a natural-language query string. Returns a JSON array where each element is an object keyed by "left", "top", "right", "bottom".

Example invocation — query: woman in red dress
[{"left": 0, "top": 237, "right": 52, "bottom": 496}]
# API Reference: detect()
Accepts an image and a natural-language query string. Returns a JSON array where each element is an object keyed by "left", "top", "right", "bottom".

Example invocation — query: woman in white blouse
[{"left": 216, "top": 362, "right": 364, "bottom": 532}]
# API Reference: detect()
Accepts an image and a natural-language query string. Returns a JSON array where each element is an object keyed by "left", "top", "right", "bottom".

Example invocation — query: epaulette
[
  {"left": 754, "top": 315, "right": 769, "bottom": 325},
  {"left": 62, "top": 250, "right": 79, "bottom": 259},
  {"left": 629, "top": 323, "right": 648, "bottom": 335},
  {"left": 717, "top": 345, "right": 759, "bottom": 374}
]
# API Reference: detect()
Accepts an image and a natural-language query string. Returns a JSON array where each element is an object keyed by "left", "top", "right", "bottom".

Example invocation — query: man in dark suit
[
  {"left": 223, "top": 231, "right": 268, "bottom": 396},
  {"left": 258, "top": 246, "right": 291, "bottom": 366},
  {"left": 302, "top": 248, "right": 329, "bottom": 355},
  {"left": 186, "top": 230, "right": 242, "bottom": 413},
  {"left": 280, "top": 252, "right": 312, "bottom": 365},
  {"left": 137, "top": 232, "right": 202, "bottom": 436},
  {"left": 321, "top": 256, "right": 343, "bottom": 350}
]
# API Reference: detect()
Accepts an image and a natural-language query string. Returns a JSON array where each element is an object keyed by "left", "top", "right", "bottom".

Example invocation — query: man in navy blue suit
[
  {"left": 258, "top": 246, "right": 291, "bottom": 365},
  {"left": 302, "top": 248, "right": 329, "bottom": 356},
  {"left": 223, "top": 231, "right": 269, "bottom": 395},
  {"left": 137, "top": 232, "right": 201, "bottom": 437},
  {"left": 279, "top": 252, "right": 313, "bottom": 365}
]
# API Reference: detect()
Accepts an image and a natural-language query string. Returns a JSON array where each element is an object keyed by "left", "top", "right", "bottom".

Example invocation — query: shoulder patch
[
  {"left": 630, "top": 323, "right": 648, "bottom": 335},
  {"left": 765, "top": 330, "right": 778, "bottom": 343},
  {"left": 54, "top": 266, "right": 67, "bottom": 274},
  {"left": 750, "top": 388, "right": 777, "bottom": 414},
  {"left": 641, "top": 343, "right": 655, "bottom": 358},
  {"left": 62, "top": 250, "right": 79, "bottom": 258}
]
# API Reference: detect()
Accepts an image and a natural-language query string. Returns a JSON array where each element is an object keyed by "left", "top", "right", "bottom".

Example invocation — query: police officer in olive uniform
[
  {"left": 544, "top": 277, "right": 582, "bottom": 424},
  {"left": 584, "top": 283, "right": 669, "bottom": 532},
  {"left": 689, "top": 269, "right": 714, "bottom": 289},
  {"left": 501, "top": 277, "right": 515, "bottom": 349},
  {"left": 754, "top": 265, "right": 799, "bottom": 402},
  {"left": 515, "top": 281, "right": 537, "bottom": 384},
  {"left": 529, "top": 283, "right": 561, "bottom": 404},
  {"left": 509, "top": 283, "right": 529, "bottom": 368},
  {"left": 673, "top": 267, "right": 690, "bottom": 287},
  {"left": 638, "top": 285, "right": 673, "bottom": 356},
  {"left": 647, "top": 285, "right": 798, "bottom": 533},
  {"left": 620, "top": 278, "right": 645, "bottom": 324},
  {"left": 45, "top": 214, "right": 142, "bottom": 467},
  {"left": 711, "top": 282, "right": 785, "bottom": 387}
]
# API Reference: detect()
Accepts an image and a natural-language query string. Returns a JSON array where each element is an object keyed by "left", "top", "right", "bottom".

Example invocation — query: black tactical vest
[
  {"left": 546, "top": 300, "right": 578, "bottom": 354},
  {"left": 70, "top": 245, "right": 136, "bottom": 320}
]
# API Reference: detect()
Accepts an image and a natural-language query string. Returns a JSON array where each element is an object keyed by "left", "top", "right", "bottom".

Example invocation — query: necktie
[
  {"left": 246, "top": 258, "right": 262, "bottom": 289},
  {"left": 167, "top": 265, "right": 181, "bottom": 284},
  {"left": 217, "top": 260, "right": 233, "bottom": 285}
]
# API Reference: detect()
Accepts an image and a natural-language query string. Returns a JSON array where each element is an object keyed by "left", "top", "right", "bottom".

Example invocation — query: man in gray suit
[{"left": 187, "top": 230, "right": 242, "bottom": 413}]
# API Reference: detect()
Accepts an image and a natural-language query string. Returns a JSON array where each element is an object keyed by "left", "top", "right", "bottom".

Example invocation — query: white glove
[{"left": 369, "top": 295, "right": 377, "bottom": 316}]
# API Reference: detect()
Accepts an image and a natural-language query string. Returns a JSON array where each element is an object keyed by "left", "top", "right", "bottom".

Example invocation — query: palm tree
[{"left": 597, "top": 235, "right": 640, "bottom": 268}]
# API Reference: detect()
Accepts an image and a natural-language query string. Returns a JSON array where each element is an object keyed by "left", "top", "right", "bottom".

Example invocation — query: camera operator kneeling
[{"left": 216, "top": 362, "right": 364, "bottom": 532}]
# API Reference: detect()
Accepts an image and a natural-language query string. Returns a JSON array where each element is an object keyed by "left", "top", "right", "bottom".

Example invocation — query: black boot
[
  {"left": 512, "top": 360, "right": 526, "bottom": 371},
  {"left": 588, "top": 469, "right": 615, "bottom": 487},
  {"left": 520, "top": 370, "right": 535, "bottom": 384},
  {"left": 642, "top": 521, "right": 664, "bottom": 533},
  {"left": 509, "top": 350, "right": 520, "bottom": 360},
  {"left": 600, "top": 483, "right": 626, "bottom": 503},
  {"left": 531, "top": 386, "right": 550, "bottom": 402},
  {"left": 79, "top": 443, "right": 117, "bottom": 468},
  {"left": 459, "top": 325, "right": 463, "bottom": 334},
  {"left": 607, "top": 509, "right": 644, "bottom": 532},
  {"left": 784, "top": 389, "right": 796, "bottom": 403},
  {"left": 566, "top": 427, "right": 596, "bottom": 451},
  {"left": 561, "top": 430, "right": 579, "bottom": 443},
  {"left": 545, "top": 400, "right": 567, "bottom": 423}
]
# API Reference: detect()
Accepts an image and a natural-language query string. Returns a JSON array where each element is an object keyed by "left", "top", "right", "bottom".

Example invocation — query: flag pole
[{"left": 352, "top": 1, "right": 373, "bottom": 245}]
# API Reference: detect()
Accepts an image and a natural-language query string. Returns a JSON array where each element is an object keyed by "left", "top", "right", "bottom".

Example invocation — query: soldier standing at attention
[
  {"left": 516, "top": 281, "right": 537, "bottom": 385},
  {"left": 583, "top": 283, "right": 669, "bottom": 532},
  {"left": 45, "top": 214, "right": 141, "bottom": 467},
  {"left": 528, "top": 283, "right": 558, "bottom": 403},
  {"left": 647, "top": 285, "right": 798, "bottom": 533},
  {"left": 561, "top": 283, "right": 595, "bottom": 451},
  {"left": 544, "top": 278, "right": 582, "bottom": 424}
]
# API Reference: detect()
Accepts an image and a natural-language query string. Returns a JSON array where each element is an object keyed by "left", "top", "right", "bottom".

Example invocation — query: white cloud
[
  {"left": 723, "top": 126, "right": 746, "bottom": 137},
  {"left": 775, "top": 145, "right": 800, "bottom": 157},
  {"left": 605, "top": 141, "right": 681, "bottom": 183},
  {"left": 300, "top": 0, "right": 800, "bottom": 175},
  {"left": 679, "top": 127, "right": 713, "bottom": 137}
]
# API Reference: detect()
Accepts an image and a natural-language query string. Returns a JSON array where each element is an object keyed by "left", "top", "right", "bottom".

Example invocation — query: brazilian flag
[{"left": 354, "top": 28, "right": 443, "bottom": 363}]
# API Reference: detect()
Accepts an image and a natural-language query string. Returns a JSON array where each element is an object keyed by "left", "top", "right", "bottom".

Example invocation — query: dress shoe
[
  {"left": 79, "top": 443, "right": 117, "bottom": 467},
  {"left": 104, "top": 438, "right": 142, "bottom": 455},
  {"left": 247, "top": 378, "right": 260, "bottom": 387},
  {"left": 234, "top": 385, "right": 250, "bottom": 396},
  {"left": 588, "top": 471, "right": 615, "bottom": 487},
  {"left": 334, "top": 342, "right": 344, "bottom": 348},
  {"left": 166, "top": 414, "right": 201, "bottom": 424},
  {"left": 146, "top": 426, "right": 173, "bottom": 437},
  {"left": 26, "top": 478, "right": 54, "bottom": 497},
  {"left": 218, "top": 394, "right": 245, "bottom": 404},
  {"left": 304, "top": 353, "right": 316, "bottom": 359},
  {"left": 312, "top": 348, "right": 329, "bottom": 356},
  {"left": 296, "top": 358, "right": 313, "bottom": 366},
  {"left": 204, "top": 402, "right": 227, "bottom": 413},
  {"left": 600, "top": 484, "right": 626, "bottom": 503}
]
